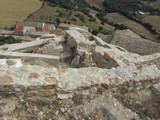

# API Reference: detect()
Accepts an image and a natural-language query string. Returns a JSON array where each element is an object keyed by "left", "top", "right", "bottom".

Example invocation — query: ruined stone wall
[
  {"left": 0, "top": 64, "right": 160, "bottom": 95},
  {"left": 111, "top": 34, "right": 160, "bottom": 55}
]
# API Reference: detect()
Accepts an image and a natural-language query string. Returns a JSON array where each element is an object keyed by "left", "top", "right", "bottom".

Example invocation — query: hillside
[
  {"left": 26, "top": 3, "right": 115, "bottom": 34},
  {"left": 85, "top": 0, "right": 104, "bottom": 8},
  {"left": 37, "top": 0, "right": 160, "bottom": 40},
  {"left": 0, "top": 0, "right": 159, "bottom": 41},
  {"left": 141, "top": 15, "right": 160, "bottom": 34},
  {"left": 105, "top": 13, "right": 158, "bottom": 40}
]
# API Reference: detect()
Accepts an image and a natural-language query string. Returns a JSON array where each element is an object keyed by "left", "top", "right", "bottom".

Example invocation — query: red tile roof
[
  {"left": 43, "top": 26, "right": 49, "bottom": 31},
  {"left": 15, "top": 26, "right": 24, "bottom": 32}
]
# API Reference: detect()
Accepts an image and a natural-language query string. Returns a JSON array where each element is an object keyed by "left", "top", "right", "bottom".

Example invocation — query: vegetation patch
[
  {"left": 0, "top": 36, "right": 18, "bottom": 45},
  {"left": 26, "top": 4, "right": 115, "bottom": 34},
  {"left": 141, "top": 15, "right": 160, "bottom": 34}
]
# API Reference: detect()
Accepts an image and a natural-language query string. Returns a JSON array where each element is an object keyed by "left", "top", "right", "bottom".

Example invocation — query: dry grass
[
  {"left": 146, "top": 1, "right": 160, "bottom": 10},
  {"left": 142, "top": 15, "right": 160, "bottom": 34},
  {"left": 105, "top": 13, "right": 157, "bottom": 41},
  {"left": 85, "top": 0, "right": 104, "bottom": 8},
  {"left": 0, "top": 0, "right": 42, "bottom": 28}
]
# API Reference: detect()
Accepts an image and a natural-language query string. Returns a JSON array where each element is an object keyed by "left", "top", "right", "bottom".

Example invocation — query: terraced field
[
  {"left": 142, "top": 15, "right": 160, "bottom": 34},
  {"left": 0, "top": 0, "right": 42, "bottom": 28},
  {"left": 105, "top": 13, "right": 158, "bottom": 41}
]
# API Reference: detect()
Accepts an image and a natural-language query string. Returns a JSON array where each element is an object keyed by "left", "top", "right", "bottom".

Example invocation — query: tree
[
  {"left": 55, "top": 18, "right": 60, "bottom": 23},
  {"left": 99, "top": 26, "right": 103, "bottom": 31},
  {"left": 92, "top": 30, "right": 99, "bottom": 35}
]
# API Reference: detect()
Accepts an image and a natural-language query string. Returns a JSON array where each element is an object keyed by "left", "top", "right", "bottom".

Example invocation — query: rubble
[
  {"left": 7, "top": 39, "right": 48, "bottom": 52},
  {"left": 152, "top": 83, "right": 160, "bottom": 94},
  {"left": 65, "top": 30, "right": 96, "bottom": 55},
  {"left": 0, "top": 50, "right": 60, "bottom": 66},
  {"left": 43, "top": 44, "right": 63, "bottom": 56},
  {"left": 0, "top": 59, "right": 23, "bottom": 67}
]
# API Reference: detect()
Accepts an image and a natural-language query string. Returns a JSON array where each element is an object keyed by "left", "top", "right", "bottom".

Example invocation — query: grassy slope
[
  {"left": 27, "top": 4, "right": 114, "bottom": 32},
  {"left": 144, "top": 1, "right": 160, "bottom": 10},
  {"left": 0, "top": 0, "right": 42, "bottom": 28},
  {"left": 85, "top": 0, "right": 104, "bottom": 8},
  {"left": 105, "top": 13, "right": 157, "bottom": 40},
  {"left": 141, "top": 15, "right": 160, "bottom": 34}
]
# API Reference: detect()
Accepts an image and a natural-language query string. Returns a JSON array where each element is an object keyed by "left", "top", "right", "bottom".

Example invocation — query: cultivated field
[
  {"left": 0, "top": 0, "right": 42, "bottom": 28},
  {"left": 142, "top": 15, "right": 160, "bottom": 34},
  {"left": 105, "top": 13, "right": 157, "bottom": 41}
]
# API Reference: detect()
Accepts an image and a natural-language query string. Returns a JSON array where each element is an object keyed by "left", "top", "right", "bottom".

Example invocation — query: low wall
[{"left": 0, "top": 64, "right": 160, "bottom": 97}]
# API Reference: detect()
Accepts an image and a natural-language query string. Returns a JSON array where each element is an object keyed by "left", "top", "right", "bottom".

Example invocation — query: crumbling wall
[
  {"left": 0, "top": 63, "right": 159, "bottom": 94},
  {"left": 111, "top": 30, "right": 160, "bottom": 55}
]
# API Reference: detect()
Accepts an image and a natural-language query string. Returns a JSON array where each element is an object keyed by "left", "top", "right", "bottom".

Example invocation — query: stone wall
[
  {"left": 99, "top": 29, "right": 160, "bottom": 55},
  {"left": 0, "top": 63, "right": 160, "bottom": 94}
]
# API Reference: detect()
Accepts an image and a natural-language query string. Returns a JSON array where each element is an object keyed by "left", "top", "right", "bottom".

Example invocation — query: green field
[{"left": 0, "top": 0, "right": 42, "bottom": 28}]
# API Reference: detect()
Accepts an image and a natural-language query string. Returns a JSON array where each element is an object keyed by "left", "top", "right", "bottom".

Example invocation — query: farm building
[
  {"left": 48, "top": 24, "right": 56, "bottom": 31},
  {"left": 15, "top": 25, "right": 36, "bottom": 36},
  {"left": 43, "top": 25, "right": 49, "bottom": 32},
  {"left": 23, "top": 26, "right": 36, "bottom": 36},
  {"left": 36, "top": 22, "right": 45, "bottom": 31},
  {"left": 15, "top": 26, "right": 25, "bottom": 35}
]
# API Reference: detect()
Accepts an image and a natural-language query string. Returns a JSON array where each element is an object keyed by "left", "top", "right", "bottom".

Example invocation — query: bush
[
  {"left": 0, "top": 36, "right": 17, "bottom": 45},
  {"left": 88, "top": 18, "right": 96, "bottom": 22},
  {"left": 92, "top": 30, "right": 99, "bottom": 35},
  {"left": 55, "top": 18, "right": 60, "bottom": 23},
  {"left": 99, "top": 26, "right": 103, "bottom": 31},
  {"left": 71, "top": 17, "right": 77, "bottom": 22}
]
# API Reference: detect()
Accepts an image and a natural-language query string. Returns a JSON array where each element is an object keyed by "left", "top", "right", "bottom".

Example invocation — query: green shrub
[{"left": 0, "top": 36, "right": 17, "bottom": 45}]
